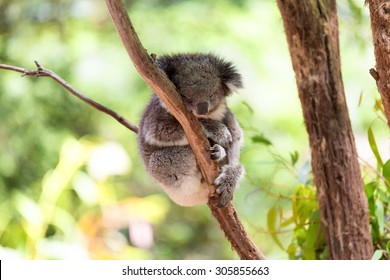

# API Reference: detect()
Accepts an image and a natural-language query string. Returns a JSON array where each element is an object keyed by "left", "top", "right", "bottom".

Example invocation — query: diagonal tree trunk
[
  {"left": 366, "top": 0, "right": 390, "bottom": 126},
  {"left": 276, "top": 0, "right": 373, "bottom": 259}
]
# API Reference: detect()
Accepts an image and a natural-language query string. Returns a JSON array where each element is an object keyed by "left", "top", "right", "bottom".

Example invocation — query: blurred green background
[{"left": 0, "top": 0, "right": 388, "bottom": 260}]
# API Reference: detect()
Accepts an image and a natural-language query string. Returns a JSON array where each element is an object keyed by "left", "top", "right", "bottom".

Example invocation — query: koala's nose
[{"left": 196, "top": 102, "right": 209, "bottom": 115}]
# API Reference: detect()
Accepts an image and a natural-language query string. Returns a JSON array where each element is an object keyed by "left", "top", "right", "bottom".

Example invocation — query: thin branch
[
  {"left": 105, "top": 0, "right": 265, "bottom": 259},
  {"left": 358, "top": 156, "right": 389, "bottom": 186},
  {"left": 0, "top": 61, "right": 138, "bottom": 134}
]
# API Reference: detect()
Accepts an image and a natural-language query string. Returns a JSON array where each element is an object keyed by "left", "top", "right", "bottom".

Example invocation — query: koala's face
[
  {"left": 174, "top": 70, "right": 225, "bottom": 117},
  {"left": 157, "top": 53, "right": 243, "bottom": 118}
]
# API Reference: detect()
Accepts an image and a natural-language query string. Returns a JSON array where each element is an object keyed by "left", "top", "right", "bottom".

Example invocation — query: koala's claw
[
  {"left": 215, "top": 184, "right": 234, "bottom": 208},
  {"left": 213, "top": 164, "right": 244, "bottom": 207},
  {"left": 210, "top": 144, "right": 226, "bottom": 162},
  {"left": 213, "top": 172, "right": 235, "bottom": 208}
]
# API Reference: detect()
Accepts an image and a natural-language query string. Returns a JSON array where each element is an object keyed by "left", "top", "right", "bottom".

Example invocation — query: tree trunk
[
  {"left": 276, "top": 0, "right": 373, "bottom": 259},
  {"left": 366, "top": 0, "right": 390, "bottom": 126}
]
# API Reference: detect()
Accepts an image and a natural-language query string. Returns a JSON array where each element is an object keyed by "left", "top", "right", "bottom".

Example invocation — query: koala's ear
[
  {"left": 214, "top": 57, "right": 243, "bottom": 94},
  {"left": 156, "top": 55, "right": 176, "bottom": 81}
]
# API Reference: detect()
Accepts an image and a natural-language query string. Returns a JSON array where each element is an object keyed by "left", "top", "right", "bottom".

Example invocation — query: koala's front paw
[
  {"left": 211, "top": 126, "right": 232, "bottom": 148},
  {"left": 210, "top": 144, "right": 226, "bottom": 162},
  {"left": 213, "top": 165, "right": 244, "bottom": 207},
  {"left": 202, "top": 120, "right": 232, "bottom": 148}
]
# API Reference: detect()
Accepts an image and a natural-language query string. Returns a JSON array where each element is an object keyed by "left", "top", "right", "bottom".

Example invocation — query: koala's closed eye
[{"left": 182, "top": 95, "right": 192, "bottom": 102}]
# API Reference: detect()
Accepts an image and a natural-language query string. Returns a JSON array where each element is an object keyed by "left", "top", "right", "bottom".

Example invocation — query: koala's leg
[
  {"left": 147, "top": 146, "right": 209, "bottom": 206},
  {"left": 214, "top": 164, "right": 244, "bottom": 207}
]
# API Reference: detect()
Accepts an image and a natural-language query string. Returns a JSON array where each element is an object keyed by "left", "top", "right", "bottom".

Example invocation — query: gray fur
[{"left": 138, "top": 53, "right": 244, "bottom": 207}]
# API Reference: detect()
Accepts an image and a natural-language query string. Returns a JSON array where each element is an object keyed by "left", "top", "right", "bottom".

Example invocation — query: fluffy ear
[
  {"left": 156, "top": 55, "right": 176, "bottom": 81},
  {"left": 212, "top": 56, "right": 243, "bottom": 94}
]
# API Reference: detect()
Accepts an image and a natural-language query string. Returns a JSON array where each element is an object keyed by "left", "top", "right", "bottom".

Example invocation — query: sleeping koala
[{"left": 138, "top": 53, "right": 244, "bottom": 207}]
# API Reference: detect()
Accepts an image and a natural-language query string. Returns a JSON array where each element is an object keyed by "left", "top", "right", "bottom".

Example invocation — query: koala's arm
[
  {"left": 200, "top": 118, "right": 232, "bottom": 148},
  {"left": 223, "top": 109, "right": 243, "bottom": 166},
  {"left": 199, "top": 110, "right": 242, "bottom": 166},
  {"left": 141, "top": 99, "right": 189, "bottom": 147},
  {"left": 210, "top": 109, "right": 245, "bottom": 207},
  {"left": 198, "top": 109, "right": 244, "bottom": 207}
]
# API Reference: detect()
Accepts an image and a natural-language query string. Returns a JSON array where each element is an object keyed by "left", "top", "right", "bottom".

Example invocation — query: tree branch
[
  {"left": 104, "top": 0, "right": 265, "bottom": 259},
  {"left": 0, "top": 61, "right": 139, "bottom": 134}
]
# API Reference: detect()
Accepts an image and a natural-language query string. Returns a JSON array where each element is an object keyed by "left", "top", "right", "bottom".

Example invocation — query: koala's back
[{"left": 138, "top": 95, "right": 180, "bottom": 162}]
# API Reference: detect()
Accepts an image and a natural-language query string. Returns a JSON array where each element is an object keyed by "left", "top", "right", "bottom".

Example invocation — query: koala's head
[{"left": 156, "top": 53, "right": 242, "bottom": 119}]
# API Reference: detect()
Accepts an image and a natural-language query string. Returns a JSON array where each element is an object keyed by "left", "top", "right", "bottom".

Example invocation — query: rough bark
[
  {"left": 104, "top": 0, "right": 265, "bottom": 260},
  {"left": 276, "top": 0, "right": 373, "bottom": 259},
  {"left": 366, "top": 0, "right": 390, "bottom": 126}
]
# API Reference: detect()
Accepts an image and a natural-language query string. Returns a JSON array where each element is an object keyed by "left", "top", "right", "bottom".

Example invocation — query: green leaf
[
  {"left": 368, "top": 126, "right": 383, "bottom": 167},
  {"left": 287, "top": 243, "right": 298, "bottom": 259},
  {"left": 319, "top": 247, "right": 329, "bottom": 260},
  {"left": 377, "top": 188, "right": 390, "bottom": 204},
  {"left": 251, "top": 135, "right": 272, "bottom": 146},
  {"left": 303, "top": 210, "right": 321, "bottom": 260},
  {"left": 386, "top": 242, "right": 390, "bottom": 257},
  {"left": 290, "top": 151, "right": 299, "bottom": 166},
  {"left": 375, "top": 200, "right": 385, "bottom": 235},
  {"left": 293, "top": 184, "right": 318, "bottom": 224},
  {"left": 383, "top": 159, "right": 390, "bottom": 187},
  {"left": 371, "top": 250, "right": 383, "bottom": 260},
  {"left": 280, "top": 216, "right": 295, "bottom": 228},
  {"left": 371, "top": 220, "right": 380, "bottom": 242},
  {"left": 267, "top": 206, "right": 284, "bottom": 250},
  {"left": 374, "top": 98, "right": 384, "bottom": 113},
  {"left": 294, "top": 227, "right": 306, "bottom": 246},
  {"left": 364, "top": 182, "right": 376, "bottom": 200}
]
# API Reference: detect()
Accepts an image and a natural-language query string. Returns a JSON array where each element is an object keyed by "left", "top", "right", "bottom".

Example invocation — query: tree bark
[
  {"left": 276, "top": 0, "right": 373, "bottom": 259},
  {"left": 104, "top": 0, "right": 265, "bottom": 260},
  {"left": 366, "top": 0, "right": 390, "bottom": 126}
]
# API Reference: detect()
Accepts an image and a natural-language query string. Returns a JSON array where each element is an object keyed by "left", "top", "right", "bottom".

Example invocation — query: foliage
[
  {"left": 365, "top": 122, "right": 390, "bottom": 260},
  {"left": 248, "top": 135, "right": 328, "bottom": 260},
  {"left": 252, "top": 114, "right": 389, "bottom": 260}
]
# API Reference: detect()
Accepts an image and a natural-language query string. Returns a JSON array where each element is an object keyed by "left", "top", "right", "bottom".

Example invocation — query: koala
[{"left": 137, "top": 53, "right": 244, "bottom": 207}]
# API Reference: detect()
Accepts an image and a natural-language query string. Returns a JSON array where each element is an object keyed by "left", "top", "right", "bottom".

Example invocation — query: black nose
[{"left": 196, "top": 102, "right": 209, "bottom": 115}]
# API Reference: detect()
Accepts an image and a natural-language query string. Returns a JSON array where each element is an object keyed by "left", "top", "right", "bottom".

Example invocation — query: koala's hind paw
[
  {"left": 210, "top": 144, "right": 226, "bottom": 162},
  {"left": 215, "top": 184, "right": 234, "bottom": 208},
  {"left": 213, "top": 165, "right": 244, "bottom": 207}
]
